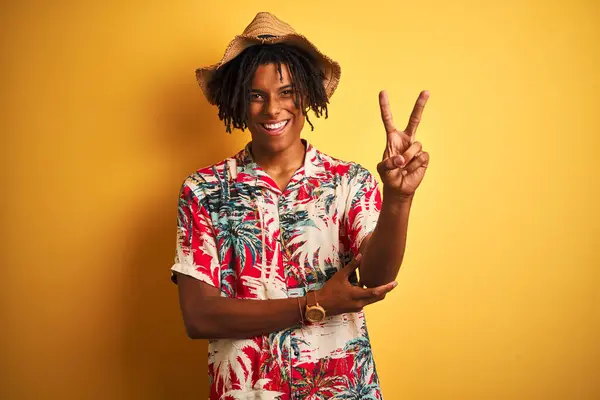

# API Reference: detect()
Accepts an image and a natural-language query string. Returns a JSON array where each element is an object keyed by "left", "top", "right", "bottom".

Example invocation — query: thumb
[{"left": 377, "top": 155, "right": 405, "bottom": 174}]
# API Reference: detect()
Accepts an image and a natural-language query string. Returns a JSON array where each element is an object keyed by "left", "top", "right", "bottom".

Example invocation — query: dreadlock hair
[{"left": 207, "top": 43, "right": 329, "bottom": 133}]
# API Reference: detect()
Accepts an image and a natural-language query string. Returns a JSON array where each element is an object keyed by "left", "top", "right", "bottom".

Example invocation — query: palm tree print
[
  {"left": 209, "top": 338, "right": 260, "bottom": 390},
  {"left": 344, "top": 335, "right": 375, "bottom": 381},
  {"left": 171, "top": 141, "right": 384, "bottom": 399},
  {"left": 294, "top": 357, "right": 348, "bottom": 399},
  {"left": 332, "top": 377, "right": 381, "bottom": 400},
  {"left": 216, "top": 215, "right": 261, "bottom": 274},
  {"left": 259, "top": 329, "right": 310, "bottom": 382}
]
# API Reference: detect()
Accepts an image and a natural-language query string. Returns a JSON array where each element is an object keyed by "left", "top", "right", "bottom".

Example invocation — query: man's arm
[
  {"left": 357, "top": 90, "right": 430, "bottom": 287},
  {"left": 176, "top": 273, "right": 307, "bottom": 339},
  {"left": 359, "top": 192, "right": 413, "bottom": 288},
  {"left": 175, "top": 258, "right": 397, "bottom": 340}
]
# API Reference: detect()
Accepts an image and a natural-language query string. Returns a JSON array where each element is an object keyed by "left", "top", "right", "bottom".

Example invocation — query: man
[{"left": 171, "top": 12, "right": 430, "bottom": 399}]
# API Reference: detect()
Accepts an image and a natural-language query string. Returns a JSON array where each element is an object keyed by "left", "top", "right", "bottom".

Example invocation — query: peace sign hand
[{"left": 377, "top": 90, "right": 430, "bottom": 199}]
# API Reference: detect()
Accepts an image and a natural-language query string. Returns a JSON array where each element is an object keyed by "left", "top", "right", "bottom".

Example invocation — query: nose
[{"left": 264, "top": 96, "right": 281, "bottom": 118}]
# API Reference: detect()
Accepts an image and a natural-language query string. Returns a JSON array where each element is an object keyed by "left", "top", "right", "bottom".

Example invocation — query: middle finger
[
  {"left": 405, "top": 90, "right": 429, "bottom": 141},
  {"left": 353, "top": 281, "right": 397, "bottom": 300}
]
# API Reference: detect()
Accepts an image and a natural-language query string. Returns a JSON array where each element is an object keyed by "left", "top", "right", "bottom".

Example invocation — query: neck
[{"left": 250, "top": 139, "right": 306, "bottom": 175}]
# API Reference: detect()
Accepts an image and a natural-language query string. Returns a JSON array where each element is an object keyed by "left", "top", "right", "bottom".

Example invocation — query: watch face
[{"left": 306, "top": 306, "right": 325, "bottom": 323}]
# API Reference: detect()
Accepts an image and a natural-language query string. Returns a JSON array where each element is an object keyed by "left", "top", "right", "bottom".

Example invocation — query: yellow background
[{"left": 2, "top": 0, "right": 599, "bottom": 399}]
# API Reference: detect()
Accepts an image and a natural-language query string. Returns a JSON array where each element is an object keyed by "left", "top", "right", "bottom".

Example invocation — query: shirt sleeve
[
  {"left": 170, "top": 181, "right": 221, "bottom": 288},
  {"left": 344, "top": 166, "right": 382, "bottom": 256}
]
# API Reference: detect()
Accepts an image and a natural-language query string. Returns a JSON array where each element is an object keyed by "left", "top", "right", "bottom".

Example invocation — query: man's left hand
[{"left": 377, "top": 90, "right": 430, "bottom": 199}]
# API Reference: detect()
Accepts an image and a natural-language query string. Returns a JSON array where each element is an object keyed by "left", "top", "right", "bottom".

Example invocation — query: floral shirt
[{"left": 171, "top": 140, "right": 383, "bottom": 399}]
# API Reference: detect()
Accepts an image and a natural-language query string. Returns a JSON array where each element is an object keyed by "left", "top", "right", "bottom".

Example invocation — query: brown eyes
[{"left": 250, "top": 90, "right": 294, "bottom": 102}]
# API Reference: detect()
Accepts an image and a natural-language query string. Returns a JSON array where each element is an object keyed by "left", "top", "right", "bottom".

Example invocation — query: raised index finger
[
  {"left": 379, "top": 90, "right": 396, "bottom": 135},
  {"left": 405, "top": 90, "right": 430, "bottom": 140}
]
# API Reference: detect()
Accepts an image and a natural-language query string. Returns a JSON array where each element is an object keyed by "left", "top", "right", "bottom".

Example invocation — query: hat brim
[{"left": 196, "top": 34, "right": 341, "bottom": 105}]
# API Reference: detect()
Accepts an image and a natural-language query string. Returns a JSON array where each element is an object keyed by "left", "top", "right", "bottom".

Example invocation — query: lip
[{"left": 258, "top": 119, "right": 290, "bottom": 136}]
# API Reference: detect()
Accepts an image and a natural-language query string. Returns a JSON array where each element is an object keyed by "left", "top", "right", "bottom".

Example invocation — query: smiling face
[{"left": 246, "top": 63, "right": 306, "bottom": 155}]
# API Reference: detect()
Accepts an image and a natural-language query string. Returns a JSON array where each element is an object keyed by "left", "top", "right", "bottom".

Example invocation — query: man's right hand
[{"left": 316, "top": 255, "right": 398, "bottom": 316}]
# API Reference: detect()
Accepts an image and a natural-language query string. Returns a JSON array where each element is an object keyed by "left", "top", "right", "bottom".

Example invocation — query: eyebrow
[{"left": 251, "top": 84, "right": 294, "bottom": 94}]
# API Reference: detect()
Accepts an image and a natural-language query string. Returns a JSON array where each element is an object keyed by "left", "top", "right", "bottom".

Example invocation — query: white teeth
[{"left": 263, "top": 120, "right": 287, "bottom": 130}]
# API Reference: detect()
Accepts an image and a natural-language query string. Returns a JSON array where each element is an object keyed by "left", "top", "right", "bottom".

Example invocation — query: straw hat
[{"left": 195, "top": 12, "right": 341, "bottom": 105}]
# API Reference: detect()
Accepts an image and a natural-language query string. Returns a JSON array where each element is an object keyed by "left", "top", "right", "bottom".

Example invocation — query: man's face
[{"left": 246, "top": 63, "right": 305, "bottom": 153}]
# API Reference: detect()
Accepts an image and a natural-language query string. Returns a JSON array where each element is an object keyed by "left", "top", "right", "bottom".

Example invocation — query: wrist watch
[{"left": 304, "top": 291, "right": 326, "bottom": 323}]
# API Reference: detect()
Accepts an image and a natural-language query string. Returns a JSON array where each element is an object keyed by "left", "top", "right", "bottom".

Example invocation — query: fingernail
[{"left": 392, "top": 281, "right": 398, "bottom": 288}]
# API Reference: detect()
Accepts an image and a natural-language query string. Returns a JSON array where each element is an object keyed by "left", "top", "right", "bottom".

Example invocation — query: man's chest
[{"left": 207, "top": 181, "right": 354, "bottom": 298}]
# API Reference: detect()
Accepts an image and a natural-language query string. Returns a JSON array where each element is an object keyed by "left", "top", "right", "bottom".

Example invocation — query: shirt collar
[{"left": 234, "top": 139, "right": 324, "bottom": 191}]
